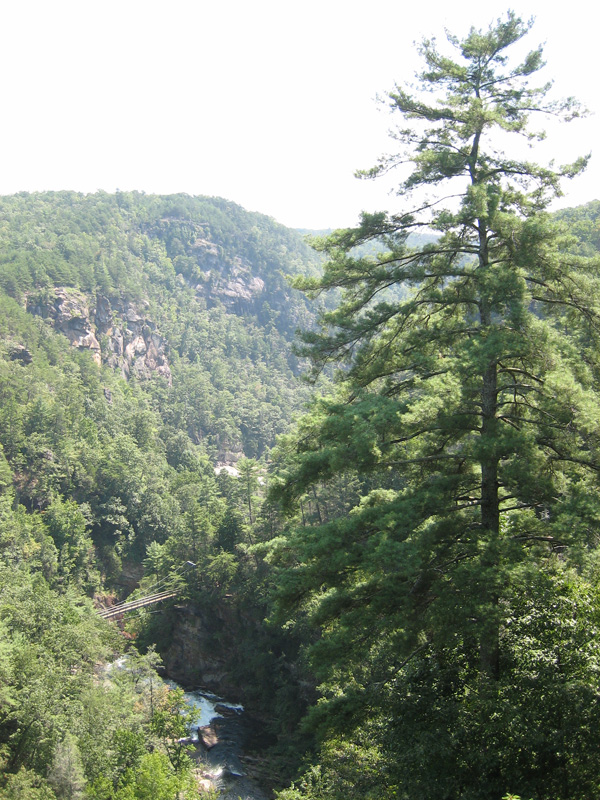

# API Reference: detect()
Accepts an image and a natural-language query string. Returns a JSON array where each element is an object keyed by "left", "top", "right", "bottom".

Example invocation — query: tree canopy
[{"left": 269, "top": 13, "right": 600, "bottom": 799}]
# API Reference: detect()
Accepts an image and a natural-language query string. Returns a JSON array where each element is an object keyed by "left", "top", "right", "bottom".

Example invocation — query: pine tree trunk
[
  {"left": 480, "top": 358, "right": 500, "bottom": 679},
  {"left": 479, "top": 221, "right": 500, "bottom": 680}
]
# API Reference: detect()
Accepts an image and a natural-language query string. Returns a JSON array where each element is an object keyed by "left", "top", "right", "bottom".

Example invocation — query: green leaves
[
  {"left": 149, "top": 687, "right": 194, "bottom": 773},
  {"left": 268, "top": 12, "right": 600, "bottom": 799}
]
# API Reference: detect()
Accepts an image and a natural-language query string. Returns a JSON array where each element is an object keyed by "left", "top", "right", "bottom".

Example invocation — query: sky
[{"left": 1, "top": 0, "right": 598, "bottom": 229}]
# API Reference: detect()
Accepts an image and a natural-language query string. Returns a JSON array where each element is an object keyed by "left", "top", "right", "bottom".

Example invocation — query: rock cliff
[
  {"left": 159, "top": 602, "right": 239, "bottom": 697},
  {"left": 27, "top": 287, "right": 172, "bottom": 384}
]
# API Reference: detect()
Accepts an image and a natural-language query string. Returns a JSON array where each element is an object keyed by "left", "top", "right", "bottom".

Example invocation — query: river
[
  {"left": 105, "top": 659, "right": 270, "bottom": 798},
  {"left": 164, "top": 679, "right": 244, "bottom": 733},
  {"left": 174, "top": 683, "right": 270, "bottom": 799}
]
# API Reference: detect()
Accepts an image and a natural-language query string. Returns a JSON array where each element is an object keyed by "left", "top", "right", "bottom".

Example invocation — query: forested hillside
[
  {"left": 3, "top": 13, "right": 600, "bottom": 800},
  {"left": 0, "top": 191, "right": 324, "bottom": 799},
  {"left": 0, "top": 191, "right": 325, "bottom": 461}
]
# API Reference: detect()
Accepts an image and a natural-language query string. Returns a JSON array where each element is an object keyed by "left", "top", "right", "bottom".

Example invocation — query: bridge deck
[{"left": 99, "top": 590, "right": 178, "bottom": 619}]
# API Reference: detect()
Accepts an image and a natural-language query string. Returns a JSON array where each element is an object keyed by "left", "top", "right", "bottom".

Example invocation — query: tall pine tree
[{"left": 270, "top": 13, "right": 600, "bottom": 799}]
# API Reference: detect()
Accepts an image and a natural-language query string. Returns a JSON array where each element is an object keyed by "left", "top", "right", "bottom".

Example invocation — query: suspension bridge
[{"left": 98, "top": 561, "right": 196, "bottom": 619}]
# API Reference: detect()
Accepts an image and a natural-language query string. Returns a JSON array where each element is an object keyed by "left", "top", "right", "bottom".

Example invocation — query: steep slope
[
  {"left": 0, "top": 191, "right": 328, "bottom": 578},
  {"left": 0, "top": 191, "right": 323, "bottom": 461},
  {"left": 0, "top": 192, "right": 323, "bottom": 794}
]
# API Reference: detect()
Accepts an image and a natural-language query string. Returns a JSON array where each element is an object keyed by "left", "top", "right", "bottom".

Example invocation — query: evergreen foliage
[
  {"left": 0, "top": 190, "right": 323, "bottom": 459},
  {"left": 0, "top": 190, "right": 321, "bottom": 794},
  {"left": 268, "top": 13, "right": 600, "bottom": 799},
  {"left": 1, "top": 17, "right": 600, "bottom": 797}
]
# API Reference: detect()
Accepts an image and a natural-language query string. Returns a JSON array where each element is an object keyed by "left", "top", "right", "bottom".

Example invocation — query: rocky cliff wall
[
  {"left": 159, "top": 602, "right": 243, "bottom": 699},
  {"left": 27, "top": 287, "right": 172, "bottom": 384}
]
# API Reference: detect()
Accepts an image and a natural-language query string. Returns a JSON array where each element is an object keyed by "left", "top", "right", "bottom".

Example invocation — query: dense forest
[
  {"left": 0, "top": 190, "right": 324, "bottom": 798},
  {"left": 3, "top": 11, "right": 600, "bottom": 800}
]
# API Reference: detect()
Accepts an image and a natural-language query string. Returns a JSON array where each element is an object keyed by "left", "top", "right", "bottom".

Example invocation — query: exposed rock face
[
  {"left": 216, "top": 447, "right": 244, "bottom": 470},
  {"left": 160, "top": 604, "right": 235, "bottom": 695},
  {"left": 217, "top": 261, "right": 266, "bottom": 309},
  {"left": 215, "top": 465, "right": 241, "bottom": 478},
  {"left": 95, "top": 295, "right": 172, "bottom": 384},
  {"left": 27, "top": 288, "right": 102, "bottom": 363},
  {"left": 27, "top": 288, "right": 171, "bottom": 384},
  {"left": 9, "top": 344, "right": 33, "bottom": 364},
  {"left": 185, "top": 239, "right": 266, "bottom": 314}
]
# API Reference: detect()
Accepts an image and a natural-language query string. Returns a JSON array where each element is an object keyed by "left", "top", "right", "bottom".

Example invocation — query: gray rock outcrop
[
  {"left": 9, "top": 344, "right": 33, "bottom": 365},
  {"left": 27, "top": 288, "right": 172, "bottom": 384}
]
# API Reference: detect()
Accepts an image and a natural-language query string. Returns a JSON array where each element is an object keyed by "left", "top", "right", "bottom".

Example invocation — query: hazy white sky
[{"left": 1, "top": 0, "right": 598, "bottom": 228}]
